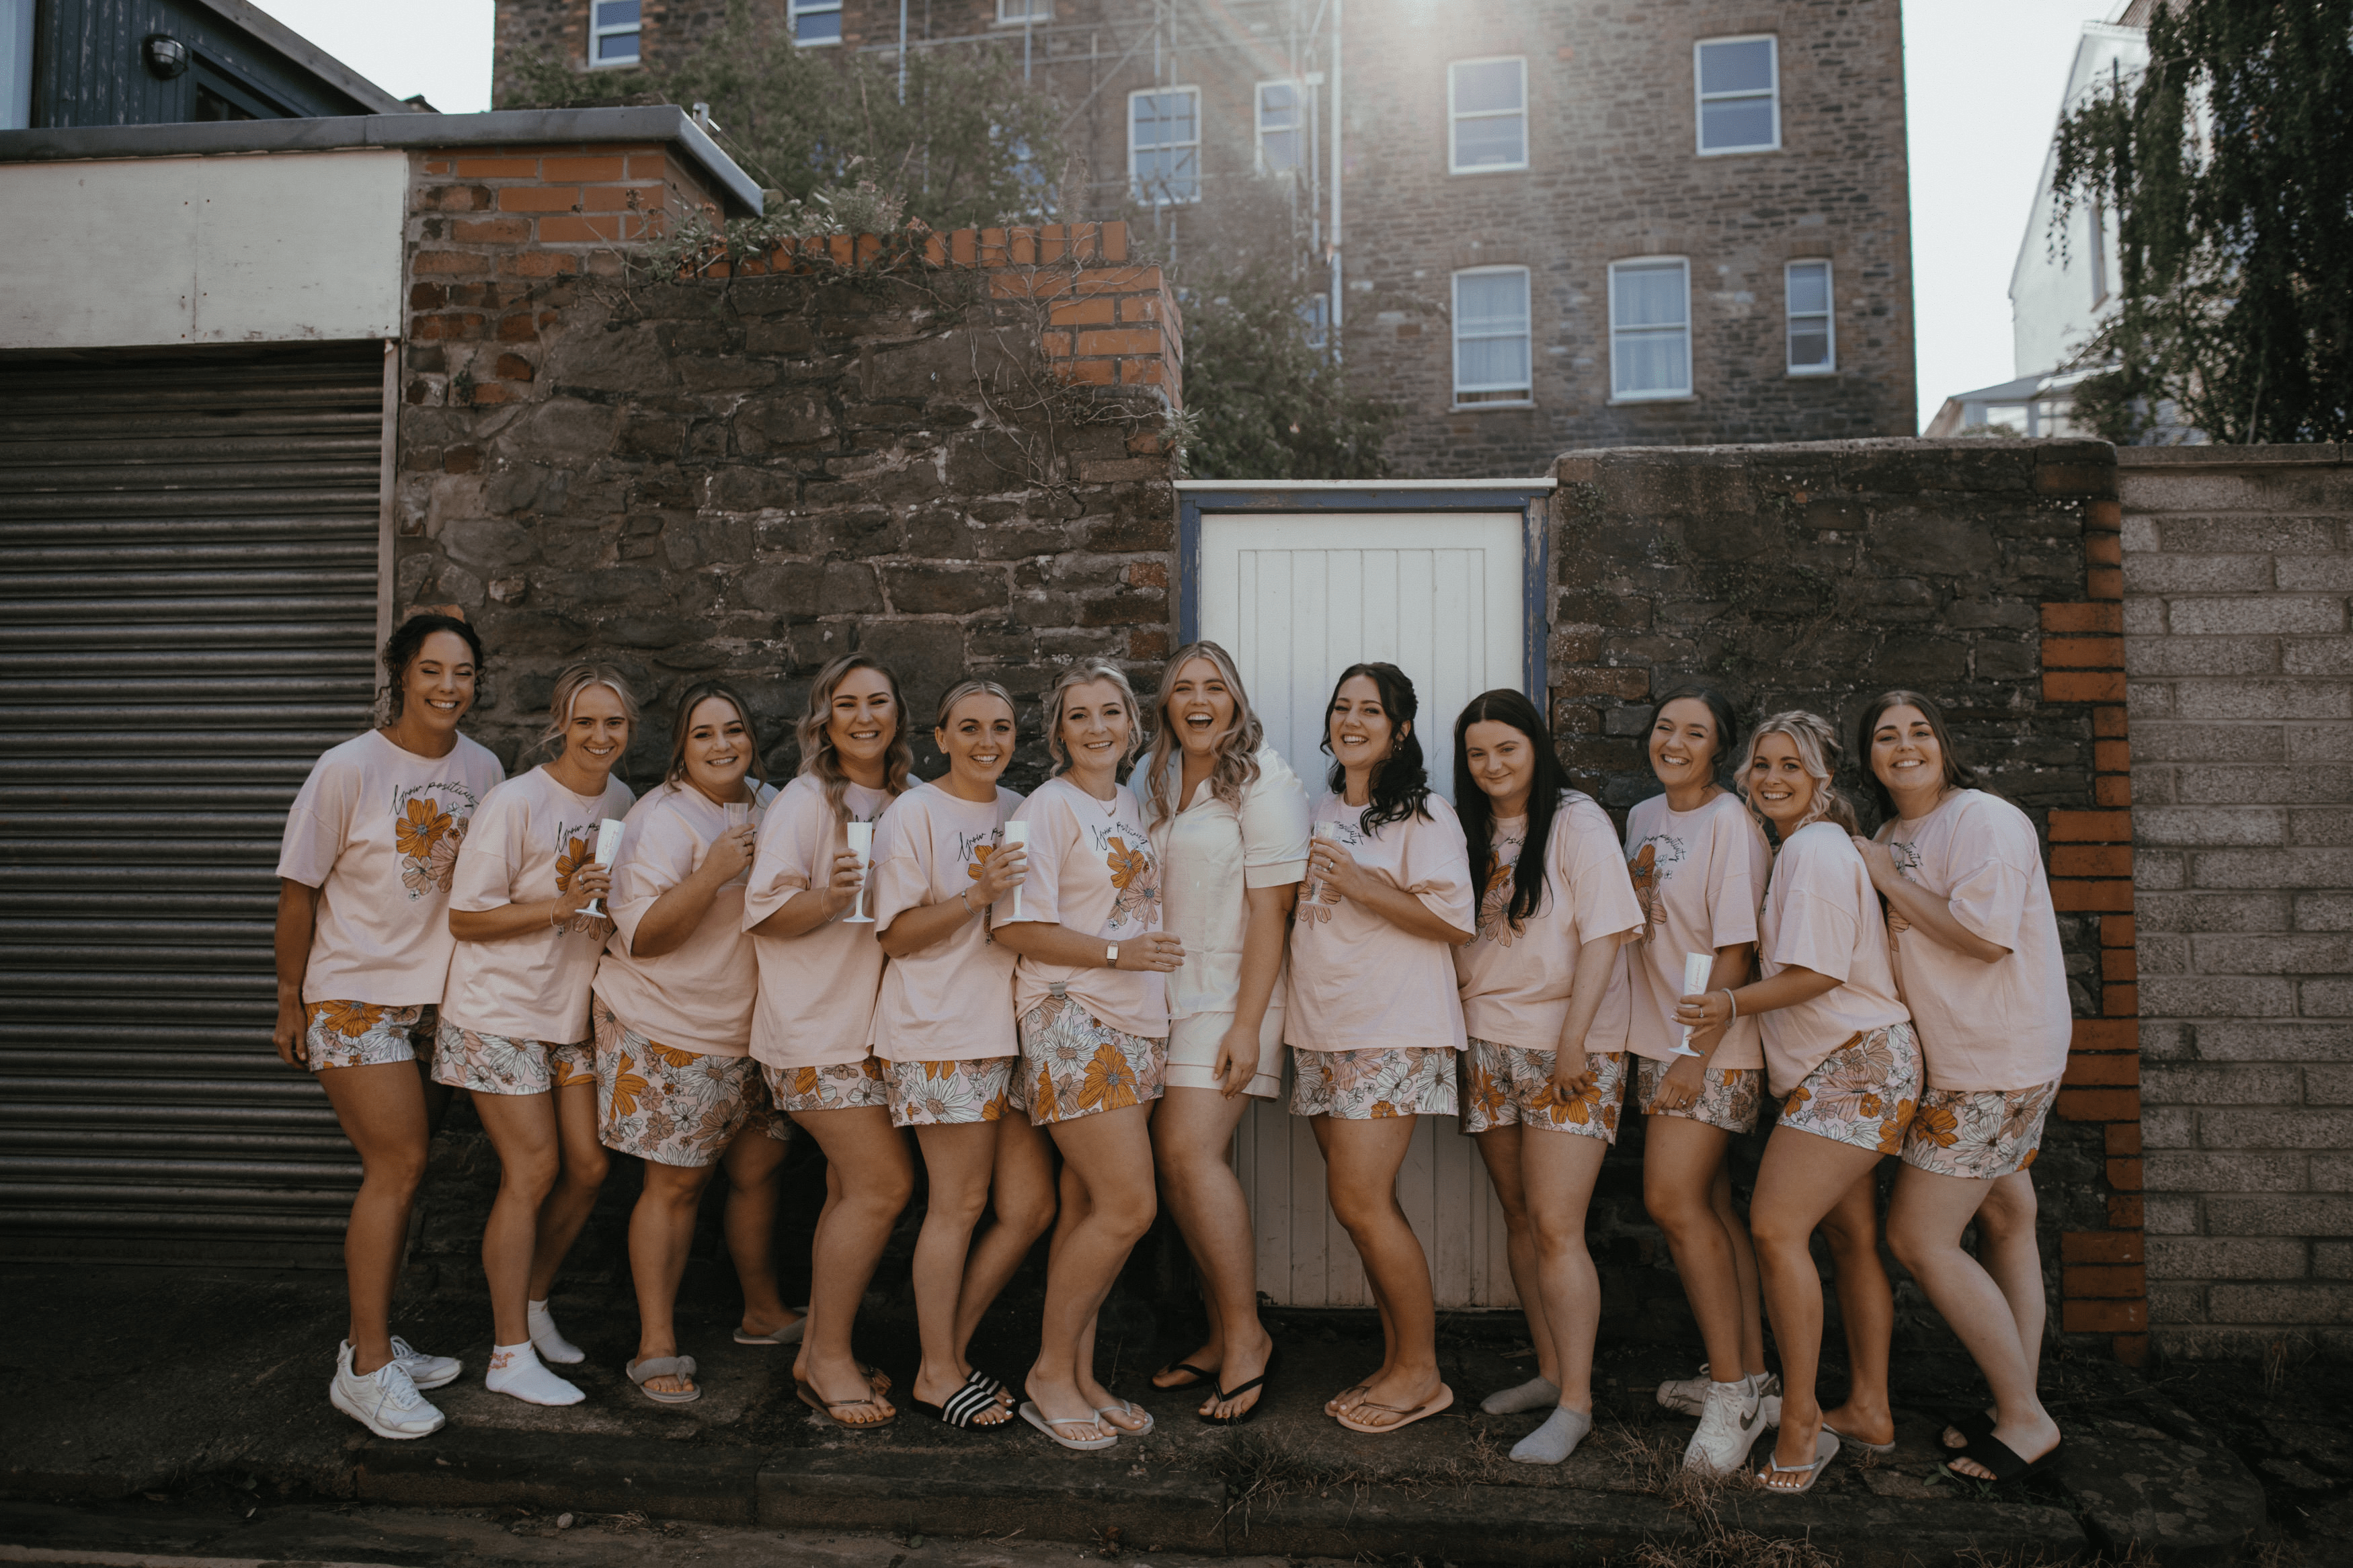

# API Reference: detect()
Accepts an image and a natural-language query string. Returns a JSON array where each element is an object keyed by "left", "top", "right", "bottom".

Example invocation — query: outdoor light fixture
[{"left": 143, "top": 34, "right": 190, "bottom": 79}]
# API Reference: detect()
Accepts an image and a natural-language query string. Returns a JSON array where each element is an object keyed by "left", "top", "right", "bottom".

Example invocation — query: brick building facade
[{"left": 492, "top": 0, "right": 1917, "bottom": 476}]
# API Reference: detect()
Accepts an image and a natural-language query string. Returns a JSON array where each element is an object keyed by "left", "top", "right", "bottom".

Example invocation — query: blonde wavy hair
[
  {"left": 1737, "top": 709, "right": 1860, "bottom": 837},
  {"left": 793, "top": 653, "right": 913, "bottom": 819},
  {"left": 1142, "top": 641, "right": 1265, "bottom": 827},
  {"left": 934, "top": 677, "right": 1017, "bottom": 730},
  {"left": 536, "top": 664, "right": 640, "bottom": 761},
  {"left": 1041, "top": 659, "right": 1144, "bottom": 776}
]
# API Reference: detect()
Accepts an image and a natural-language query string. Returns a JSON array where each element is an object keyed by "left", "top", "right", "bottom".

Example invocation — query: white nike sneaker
[
  {"left": 1660, "top": 1366, "right": 1783, "bottom": 1424},
  {"left": 330, "top": 1342, "right": 447, "bottom": 1440},
  {"left": 1683, "top": 1378, "right": 1763, "bottom": 1475},
  {"left": 389, "top": 1335, "right": 462, "bottom": 1391}
]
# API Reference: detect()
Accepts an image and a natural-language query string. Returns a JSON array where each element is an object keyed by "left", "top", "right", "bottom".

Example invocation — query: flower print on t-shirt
[
  {"left": 553, "top": 820, "right": 615, "bottom": 937},
  {"left": 1475, "top": 827, "right": 1526, "bottom": 947},
  {"left": 1097, "top": 826, "right": 1160, "bottom": 932},
  {"left": 1293, "top": 816, "right": 1363, "bottom": 929},
  {"left": 393, "top": 780, "right": 482, "bottom": 900},
  {"left": 1627, "top": 832, "right": 1689, "bottom": 943}
]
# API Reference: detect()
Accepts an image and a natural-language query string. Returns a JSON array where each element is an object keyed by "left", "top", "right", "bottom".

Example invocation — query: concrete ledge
[
  {"left": 757, "top": 1450, "right": 1228, "bottom": 1553},
  {"left": 357, "top": 1428, "right": 766, "bottom": 1526},
  {"left": 2116, "top": 444, "right": 2347, "bottom": 468}
]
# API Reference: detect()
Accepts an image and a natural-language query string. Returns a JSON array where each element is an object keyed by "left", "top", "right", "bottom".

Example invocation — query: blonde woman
[
  {"left": 440, "top": 665, "right": 639, "bottom": 1407},
  {"left": 1141, "top": 642, "right": 1308, "bottom": 1425},
  {"left": 1674, "top": 712, "right": 1917, "bottom": 1495},
  {"left": 992, "top": 659, "right": 1181, "bottom": 1451},
  {"left": 592, "top": 681, "right": 795, "bottom": 1405},
  {"left": 870, "top": 680, "right": 1057, "bottom": 1430},
  {"left": 274, "top": 612, "right": 504, "bottom": 1438},
  {"left": 744, "top": 653, "right": 911, "bottom": 1428}
]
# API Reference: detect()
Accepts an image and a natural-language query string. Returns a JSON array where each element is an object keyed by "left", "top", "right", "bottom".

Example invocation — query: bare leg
[
  {"left": 1643, "top": 1116, "right": 1750, "bottom": 1383},
  {"left": 788, "top": 1104, "right": 913, "bottom": 1419},
  {"left": 526, "top": 1076, "right": 608, "bottom": 1303},
  {"left": 719, "top": 1126, "right": 799, "bottom": 1339},
  {"left": 1154, "top": 1085, "right": 1275, "bottom": 1419},
  {"left": 1751, "top": 1127, "right": 1889, "bottom": 1487},
  {"left": 908, "top": 1119, "right": 1011, "bottom": 1424},
  {"left": 316, "top": 1063, "right": 434, "bottom": 1374},
  {"left": 1318, "top": 1114, "right": 1441, "bottom": 1426},
  {"left": 1474, "top": 1123, "right": 1560, "bottom": 1388},
  {"left": 1520, "top": 1128, "right": 1610, "bottom": 1415},
  {"left": 628, "top": 1159, "right": 718, "bottom": 1394},
  {"left": 1026, "top": 1104, "right": 1158, "bottom": 1441},
  {"left": 471, "top": 1091, "right": 564, "bottom": 1348},
  {"left": 951, "top": 1113, "right": 1058, "bottom": 1370},
  {"left": 1817, "top": 1167, "right": 1895, "bottom": 1446},
  {"left": 1890, "top": 1165, "right": 2059, "bottom": 1475},
  {"left": 1711, "top": 1161, "right": 1769, "bottom": 1376}
]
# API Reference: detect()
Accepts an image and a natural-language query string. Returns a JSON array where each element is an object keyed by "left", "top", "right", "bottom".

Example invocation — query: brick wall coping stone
[
  {"left": 2115, "top": 444, "right": 2348, "bottom": 468},
  {"left": 0, "top": 107, "right": 761, "bottom": 214},
  {"left": 1173, "top": 478, "right": 1558, "bottom": 491}
]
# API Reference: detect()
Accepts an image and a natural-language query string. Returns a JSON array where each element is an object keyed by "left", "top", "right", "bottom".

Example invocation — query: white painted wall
[
  {"left": 0, "top": 150, "right": 407, "bottom": 349},
  {"left": 2008, "top": 22, "right": 2147, "bottom": 378}
]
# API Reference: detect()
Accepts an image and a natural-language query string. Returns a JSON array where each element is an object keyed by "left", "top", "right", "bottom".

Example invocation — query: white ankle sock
[
  {"left": 1480, "top": 1375, "right": 1562, "bottom": 1415},
  {"left": 1510, "top": 1405, "right": 1593, "bottom": 1464},
  {"left": 485, "top": 1339, "right": 584, "bottom": 1406},
  {"left": 527, "top": 1299, "right": 584, "bottom": 1364}
]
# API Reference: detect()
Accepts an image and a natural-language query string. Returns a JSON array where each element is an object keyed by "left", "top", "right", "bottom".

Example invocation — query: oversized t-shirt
[
  {"left": 1285, "top": 791, "right": 1476, "bottom": 1055},
  {"left": 869, "top": 780, "right": 1024, "bottom": 1061},
  {"left": 1454, "top": 792, "right": 1644, "bottom": 1054},
  {"left": 1146, "top": 745, "right": 1312, "bottom": 1023},
  {"left": 276, "top": 729, "right": 506, "bottom": 1007},
  {"left": 743, "top": 774, "right": 893, "bottom": 1068},
  {"left": 1623, "top": 788, "right": 1771, "bottom": 1069},
  {"left": 592, "top": 778, "right": 780, "bottom": 1058},
  {"left": 991, "top": 776, "right": 1166, "bottom": 1040},
  {"left": 1755, "top": 821, "right": 1911, "bottom": 1096},
  {"left": 1878, "top": 789, "right": 2073, "bottom": 1091},
  {"left": 443, "top": 764, "right": 637, "bottom": 1044}
]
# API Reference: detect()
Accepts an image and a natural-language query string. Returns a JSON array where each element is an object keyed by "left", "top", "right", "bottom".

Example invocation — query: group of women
[{"left": 274, "top": 608, "right": 2071, "bottom": 1492}]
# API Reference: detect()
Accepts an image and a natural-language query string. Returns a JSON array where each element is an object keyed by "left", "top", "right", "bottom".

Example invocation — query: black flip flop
[
  {"left": 1943, "top": 1432, "right": 2063, "bottom": 1485},
  {"left": 913, "top": 1370, "right": 1014, "bottom": 1429},
  {"left": 1154, "top": 1359, "right": 1218, "bottom": 1390},
  {"left": 1942, "top": 1409, "right": 1996, "bottom": 1450},
  {"left": 1200, "top": 1346, "right": 1281, "bottom": 1426}
]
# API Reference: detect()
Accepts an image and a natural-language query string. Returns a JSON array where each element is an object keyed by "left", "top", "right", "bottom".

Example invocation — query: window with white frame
[
  {"left": 1786, "top": 259, "right": 1834, "bottom": 374},
  {"left": 1453, "top": 267, "right": 1532, "bottom": 405},
  {"left": 1609, "top": 258, "right": 1691, "bottom": 400},
  {"left": 1449, "top": 57, "right": 1527, "bottom": 173},
  {"left": 1694, "top": 36, "right": 1778, "bottom": 154},
  {"left": 790, "top": 0, "right": 842, "bottom": 46},
  {"left": 996, "top": 0, "right": 1051, "bottom": 22},
  {"left": 1257, "top": 79, "right": 1308, "bottom": 174},
  {"left": 1129, "top": 87, "right": 1201, "bottom": 205},
  {"left": 589, "top": 0, "right": 641, "bottom": 65}
]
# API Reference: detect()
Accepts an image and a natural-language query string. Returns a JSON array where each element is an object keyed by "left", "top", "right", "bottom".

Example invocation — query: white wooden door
[{"left": 1198, "top": 511, "right": 1526, "bottom": 1309}]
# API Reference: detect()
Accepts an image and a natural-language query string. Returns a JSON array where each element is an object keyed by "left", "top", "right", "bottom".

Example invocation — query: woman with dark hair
[
  {"left": 592, "top": 681, "right": 797, "bottom": 1404},
  {"left": 1452, "top": 690, "right": 1643, "bottom": 1463},
  {"left": 1854, "top": 691, "right": 2069, "bottom": 1484},
  {"left": 1622, "top": 684, "right": 1777, "bottom": 1475},
  {"left": 274, "top": 611, "right": 504, "bottom": 1438},
  {"left": 745, "top": 653, "right": 914, "bottom": 1428},
  {"left": 1287, "top": 662, "right": 1475, "bottom": 1435},
  {"left": 442, "top": 665, "right": 641, "bottom": 1407}
]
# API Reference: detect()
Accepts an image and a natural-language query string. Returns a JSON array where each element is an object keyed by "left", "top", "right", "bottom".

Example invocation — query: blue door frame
[{"left": 1173, "top": 480, "right": 1558, "bottom": 700}]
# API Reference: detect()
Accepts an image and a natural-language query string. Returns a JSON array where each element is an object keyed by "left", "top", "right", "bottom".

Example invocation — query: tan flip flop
[
  {"left": 1335, "top": 1383, "right": 1454, "bottom": 1435},
  {"left": 796, "top": 1378, "right": 895, "bottom": 1429},
  {"left": 1756, "top": 1428, "right": 1841, "bottom": 1493}
]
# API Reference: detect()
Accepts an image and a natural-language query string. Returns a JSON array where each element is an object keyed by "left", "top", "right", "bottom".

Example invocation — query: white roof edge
[{"left": 1173, "top": 478, "right": 1557, "bottom": 491}]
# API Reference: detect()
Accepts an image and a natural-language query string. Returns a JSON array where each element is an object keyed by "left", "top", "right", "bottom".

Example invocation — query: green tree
[{"left": 2050, "top": 0, "right": 2353, "bottom": 444}]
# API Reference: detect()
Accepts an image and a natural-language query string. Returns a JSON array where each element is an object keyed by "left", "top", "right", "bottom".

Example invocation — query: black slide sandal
[
  {"left": 914, "top": 1370, "right": 1013, "bottom": 1429},
  {"left": 1944, "top": 1432, "right": 2063, "bottom": 1485},
  {"left": 1201, "top": 1346, "right": 1280, "bottom": 1426}
]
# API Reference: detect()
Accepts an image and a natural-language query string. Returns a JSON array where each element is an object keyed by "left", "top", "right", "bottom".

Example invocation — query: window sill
[
  {"left": 1451, "top": 399, "right": 1535, "bottom": 413},
  {"left": 793, "top": 37, "right": 843, "bottom": 48},
  {"left": 1786, "top": 367, "right": 1838, "bottom": 378},
  {"left": 1696, "top": 144, "right": 1780, "bottom": 157},
  {"left": 1448, "top": 163, "right": 1530, "bottom": 176},
  {"left": 588, "top": 56, "right": 641, "bottom": 69},
  {"left": 1607, "top": 393, "right": 1696, "bottom": 405}
]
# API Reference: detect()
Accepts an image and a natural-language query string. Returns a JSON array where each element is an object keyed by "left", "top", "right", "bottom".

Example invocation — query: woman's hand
[
  {"left": 1306, "top": 838, "right": 1372, "bottom": 903},
  {"left": 821, "top": 848, "right": 865, "bottom": 914},
  {"left": 1213, "top": 1020, "right": 1257, "bottom": 1098},
  {"left": 1650, "top": 1053, "right": 1709, "bottom": 1112},
  {"left": 1852, "top": 835, "right": 1899, "bottom": 893},
  {"left": 1113, "top": 933, "right": 1186, "bottom": 972},
  {"left": 273, "top": 996, "right": 308, "bottom": 1068},
  {"left": 703, "top": 823, "right": 757, "bottom": 883},
  {"left": 971, "top": 844, "right": 1027, "bottom": 904},
  {"left": 559, "top": 862, "right": 612, "bottom": 919},
  {"left": 1673, "top": 988, "right": 1734, "bottom": 1036},
  {"left": 1548, "top": 1054, "right": 1603, "bottom": 1101}
]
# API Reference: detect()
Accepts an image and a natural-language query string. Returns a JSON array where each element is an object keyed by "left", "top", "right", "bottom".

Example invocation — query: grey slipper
[
  {"left": 627, "top": 1354, "right": 701, "bottom": 1405},
  {"left": 1823, "top": 1418, "right": 1895, "bottom": 1458},
  {"left": 733, "top": 1310, "right": 808, "bottom": 1346},
  {"left": 1755, "top": 1428, "right": 1840, "bottom": 1494}
]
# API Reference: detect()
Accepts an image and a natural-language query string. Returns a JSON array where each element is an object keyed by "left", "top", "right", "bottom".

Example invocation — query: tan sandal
[
  {"left": 1334, "top": 1383, "right": 1453, "bottom": 1434},
  {"left": 796, "top": 1378, "right": 895, "bottom": 1428}
]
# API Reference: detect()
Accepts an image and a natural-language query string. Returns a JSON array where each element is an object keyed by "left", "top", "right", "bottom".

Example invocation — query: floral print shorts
[
  {"left": 1019, "top": 993, "right": 1165, "bottom": 1126},
  {"left": 430, "top": 1021, "right": 593, "bottom": 1098},
  {"left": 1290, "top": 1044, "right": 1460, "bottom": 1120},
  {"left": 1903, "top": 1077, "right": 2061, "bottom": 1180},
  {"left": 885, "top": 1056, "right": 1020, "bottom": 1128},
  {"left": 1778, "top": 1023, "right": 1923, "bottom": 1157},
  {"left": 303, "top": 1001, "right": 435, "bottom": 1073},
  {"left": 1636, "top": 1055, "right": 1765, "bottom": 1134},
  {"left": 592, "top": 997, "right": 774, "bottom": 1167},
  {"left": 762, "top": 1056, "right": 891, "bottom": 1117},
  {"left": 1460, "top": 1038, "right": 1626, "bottom": 1141}
]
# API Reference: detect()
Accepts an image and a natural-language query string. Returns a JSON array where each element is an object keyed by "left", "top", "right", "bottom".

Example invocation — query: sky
[{"left": 258, "top": 0, "right": 2122, "bottom": 436}]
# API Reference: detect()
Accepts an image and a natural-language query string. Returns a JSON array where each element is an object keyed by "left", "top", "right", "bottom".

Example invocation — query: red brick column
[{"left": 2040, "top": 474, "right": 2148, "bottom": 1366}]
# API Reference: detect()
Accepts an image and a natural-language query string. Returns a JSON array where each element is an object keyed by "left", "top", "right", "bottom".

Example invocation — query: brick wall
[
  {"left": 2122, "top": 445, "right": 2353, "bottom": 1359},
  {"left": 1549, "top": 438, "right": 2137, "bottom": 1356}
]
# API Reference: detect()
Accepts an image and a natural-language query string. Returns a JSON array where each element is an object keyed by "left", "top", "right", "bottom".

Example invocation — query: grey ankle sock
[
  {"left": 1481, "top": 1375, "right": 1562, "bottom": 1415},
  {"left": 1510, "top": 1405, "right": 1593, "bottom": 1465}
]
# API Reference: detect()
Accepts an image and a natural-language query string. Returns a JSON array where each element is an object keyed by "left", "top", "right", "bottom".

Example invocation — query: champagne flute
[
  {"left": 1302, "top": 819, "right": 1341, "bottom": 905},
  {"left": 583, "top": 818, "right": 625, "bottom": 920},
  {"left": 1673, "top": 949, "right": 1713, "bottom": 1057},
  {"left": 844, "top": 820, "right": 875, "bottom": 924}
]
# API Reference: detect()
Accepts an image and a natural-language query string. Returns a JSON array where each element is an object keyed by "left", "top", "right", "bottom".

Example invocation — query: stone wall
[{"left": 2122, "top": 445, "right": 2353, "bottom": 1359}]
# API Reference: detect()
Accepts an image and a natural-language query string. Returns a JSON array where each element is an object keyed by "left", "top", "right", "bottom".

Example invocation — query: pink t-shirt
[
  {"left": 1455, "top": 792, "right": 1644, "bottom": 1055},
  {"left": 1755, "top": 821, "right": 1911, "bottom": 1096},
  {"left": 991, "top": 776, "right": 1167, "bottom": 1040},
  {"left": 1879, "top": 790, "right": 2073, "bottom": 1091},
  {"left": 276, "top": 729, "right": 506, "bottom": 1007},
  {"left": 443, "top": 764, "right": 637, "bottom": 1044},
  {"left": 1285, "top": 791, "right": 1475, "bottom": 1054},
  {"left": 1623, "top": 789, "right": 1771, "bottom": 1068},
  {"left": 591, "top": 778, "right": 780, "bottom": 1058},
  {"left": 870, "top": 780, "right": 1024, "bottom": 1062},
  {"left": 743, "top": 774, "right": 893, "bottom": 1069}
]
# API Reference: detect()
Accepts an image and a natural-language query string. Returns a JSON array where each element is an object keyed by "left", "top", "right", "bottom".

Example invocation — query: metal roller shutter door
[{"left": 0, "top": 344, "right": 386, "bottom": 1266}]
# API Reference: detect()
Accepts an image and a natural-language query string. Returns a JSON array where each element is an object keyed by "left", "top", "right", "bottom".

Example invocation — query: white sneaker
[
  {"left": 527, "top": 1299, "right": 584, "bottom": 1365},
  {"left": 330, "top": 1342, "right": 446, "bottom": 1440},
  {"left": 485, "top": 1339, "right": 584, "bottom": 1406},
  {"left": 1657, "top": 1363, "right": 1717, "bottom": 1418},
  {"left": 389, "top": 1335, "right": 462, "bottom": 1391},
  {"left": 1683, "top": 1378, "right": 1764, "bottom": 1475}
]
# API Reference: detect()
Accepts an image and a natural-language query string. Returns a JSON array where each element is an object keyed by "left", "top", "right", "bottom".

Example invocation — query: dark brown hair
[
  {"left": 664, "top": 680, "right": 768, "bottom": 792},
  {"left": 1453, "top": 688, "right": 1578, "bottom": 932},
  {"left": 380, "top": 612, "right": 483, "bottom": 722},
  {"left": 1854, "top": 688, "right": 1980, "bottom": 819},
  {"left": 1322, "top": 661, "right": 1433, "bottom": 832}
]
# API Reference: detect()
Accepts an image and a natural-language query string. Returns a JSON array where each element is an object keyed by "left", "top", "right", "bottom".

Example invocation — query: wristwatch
[{"left": 1105, "top": 942, "right": 1120, "bottom": 968}]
